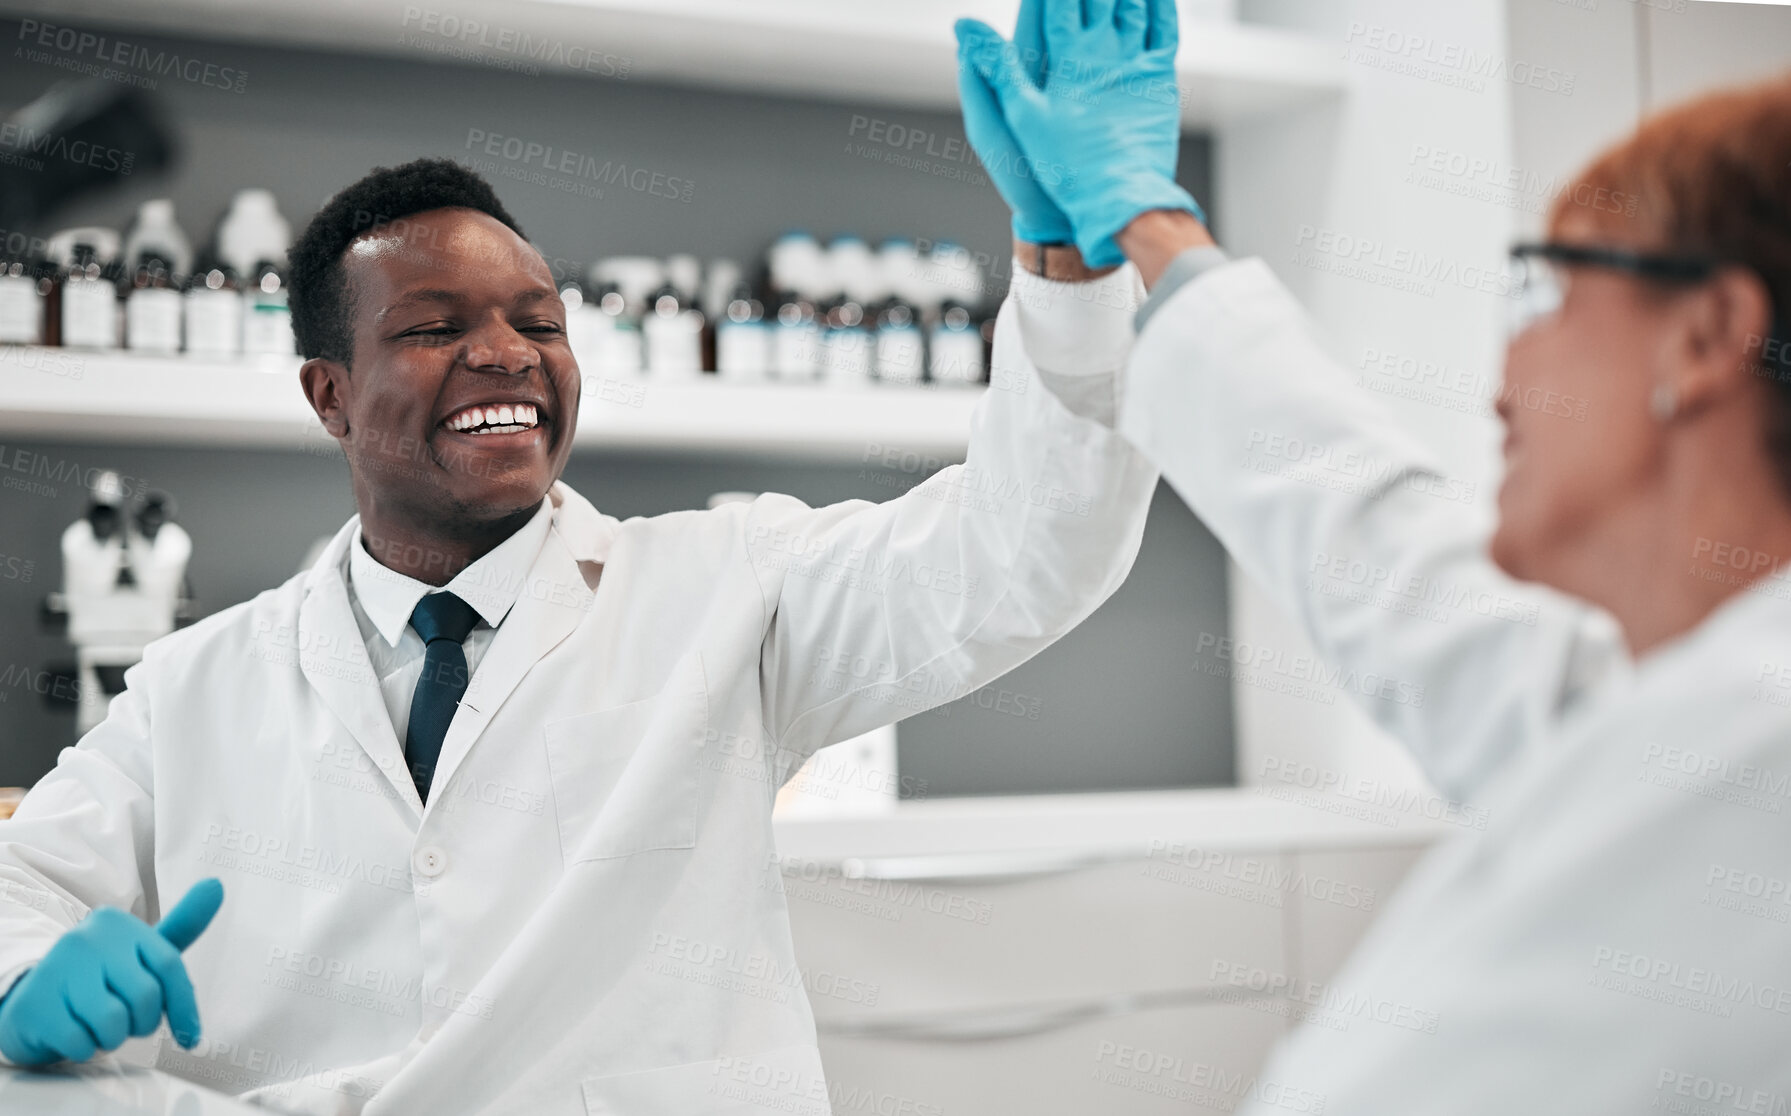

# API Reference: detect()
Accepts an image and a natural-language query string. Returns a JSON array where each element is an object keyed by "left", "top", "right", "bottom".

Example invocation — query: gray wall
[{"left": 0, "top": 22, "right": 1233, "bottom": 796}]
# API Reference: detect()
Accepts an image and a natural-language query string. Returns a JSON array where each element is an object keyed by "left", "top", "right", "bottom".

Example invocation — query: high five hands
[{"left": 955, "top": 0, "right": 1206, "bottom": 269}]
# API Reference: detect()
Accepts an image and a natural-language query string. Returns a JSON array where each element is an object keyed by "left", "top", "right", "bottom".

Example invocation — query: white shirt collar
[{"left": 346, "top": 498, "right": 555, "bottom": 647}]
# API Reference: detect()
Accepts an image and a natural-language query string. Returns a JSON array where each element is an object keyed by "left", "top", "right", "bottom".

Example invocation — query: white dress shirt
[{"left": 344, "top": 499, "right": 555, "bottom": 743}]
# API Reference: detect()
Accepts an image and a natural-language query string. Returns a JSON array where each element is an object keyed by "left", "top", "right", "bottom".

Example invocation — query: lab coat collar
[
  {"left": 346, "top": 498, "right": 555, "bottom": 648},
  {"left": 300, "top": 481, "right": 620, "bottom": 592},
  {"left": 293, "top": 481, "right": 620, "bottom": 823},
  {"left": 1636, "top": 577, "right": 1791, "bottom": 683}
]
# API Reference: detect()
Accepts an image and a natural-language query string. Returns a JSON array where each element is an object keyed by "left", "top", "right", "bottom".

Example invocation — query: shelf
[
  {"left": 12, "top": 0, "right": 1348, "bottom": 128},
  {"left": 0, "top": 348, "right": 984, "bottom": 459}
]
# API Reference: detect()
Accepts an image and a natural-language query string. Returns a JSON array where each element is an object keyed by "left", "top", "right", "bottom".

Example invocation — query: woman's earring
[{"left": 1650, "top": 382, "right": 1678, "bottom": 422}]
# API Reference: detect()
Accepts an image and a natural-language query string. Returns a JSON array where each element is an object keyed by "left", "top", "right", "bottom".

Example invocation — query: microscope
[{"left": 46, "top": 472, "right": 193, "bottom": 735}]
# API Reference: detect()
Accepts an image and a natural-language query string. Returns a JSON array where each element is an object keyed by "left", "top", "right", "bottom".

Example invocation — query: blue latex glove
[
  {"left": 0, "top": 878, "right": 223, "bottom": 1066},
  {"left": 956, "top": 0, "right": 1076, "bottom": 245},
  {"left": 955, "top": 0, "right": 1205, "bottom": 268}
]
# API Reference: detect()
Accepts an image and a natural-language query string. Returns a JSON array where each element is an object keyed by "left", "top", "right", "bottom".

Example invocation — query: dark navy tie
[{"left": 405, "top": 591, "right": 480, "bottom": 803}]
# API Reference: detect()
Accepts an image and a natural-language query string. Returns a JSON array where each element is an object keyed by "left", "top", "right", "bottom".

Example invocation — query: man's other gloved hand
[{"left": 0, "top": 878, "right": 224, "bottom": 1066}]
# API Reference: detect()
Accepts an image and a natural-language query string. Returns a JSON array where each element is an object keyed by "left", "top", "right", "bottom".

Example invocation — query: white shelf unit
[
  {"left": 4, "top": 0, "right": 1348, "bottom": 128},
  {"left": 0, "top": 348, "right": 985, "bottom": 458}
]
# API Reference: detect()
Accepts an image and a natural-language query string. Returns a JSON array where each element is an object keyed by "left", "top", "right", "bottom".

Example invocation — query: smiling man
[{"left": 0, "top": 157, "right": 1158, "bottom": 1114}]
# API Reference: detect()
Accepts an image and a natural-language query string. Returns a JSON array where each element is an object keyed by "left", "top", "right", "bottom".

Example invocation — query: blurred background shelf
[
  {"left": 0, "top": 348, "right": 985, "bottom": 458},
  {"left": 0, "top": 0, "right": 1348, "bottom": 128}
]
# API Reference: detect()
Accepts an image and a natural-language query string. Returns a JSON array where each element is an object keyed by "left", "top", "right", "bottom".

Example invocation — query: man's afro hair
[{"left": 287, "top": 157, "right": 526, "bottom": 364}]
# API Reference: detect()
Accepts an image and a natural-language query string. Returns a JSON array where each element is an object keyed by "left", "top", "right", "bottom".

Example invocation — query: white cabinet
[{"left": 774, "top": 790, "right": 1444, "bottom": 1115}]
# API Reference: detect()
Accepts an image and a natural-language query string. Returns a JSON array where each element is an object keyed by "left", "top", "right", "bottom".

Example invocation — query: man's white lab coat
[
  {"left": 1124, "top": 257, "right": 1791, "bottom": 1113},
  {"left": 0, "top": 264, "right": 1159, "bottom": 1115}
]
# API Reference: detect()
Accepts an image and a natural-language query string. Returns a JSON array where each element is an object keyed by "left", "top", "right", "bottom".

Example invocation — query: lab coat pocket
[
  {"left": 580, "top": 1044, "right": 831, "bottom": 1115},
  {"left": 543, "top": 655, "right": 707, "bottom": 863}
]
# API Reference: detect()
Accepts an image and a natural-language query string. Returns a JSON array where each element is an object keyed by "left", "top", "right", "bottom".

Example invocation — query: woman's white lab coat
[
  {"left": 1122, "top": 257, "right": 1791, "bottom": 1114},
  {"left": 0, "top": 265, "right": 1160, "bottom": 1115}
]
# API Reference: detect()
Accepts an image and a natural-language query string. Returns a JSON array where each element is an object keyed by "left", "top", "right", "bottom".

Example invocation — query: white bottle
[
  {"left": 924, "top": 241, "right": 984, "bottom": 311},
  {"left": 0, "top": 257, "right": 46, "bottom": 345},
  {"left": 700, "top": 259, "right": 743, "bottom": 323},
  {"left": 591, "top": 257, "right": 665, "bottom": 312},
  {"left": 589, "top": 282, "right": 643, "bottom": 377},
  {"left": 769, "top": 292, "right": 820, "bottom": 382},
  {"left": 50, "top": 228, "right": 123, "bottom": 351},
  {"left": 715, "top": 285, "right": 771, "bottom": 381},
  {"left": 121, "top": 200, "right": 193, "bottom": 279},
  {"left": 560, "top": 281, "right": 607, "bottom": 373},
  {"left": 183, "top": 265, "right": 242, "bottom": 357},
  {"left": 874, "top": 301, "right": 925, "bottom": 386},
  {"left": 243, "top": 262, "right": 297, "bottom": 356},
  {"left": 879, "top": 239, "right": 930, "bottom": 315},
  {"left": 664, "top": 254, "right": 702, "bottom": 304},
  {"left": 125, "top": 254, "right": 184, "bottom": 354},
  {"left": 767, "top": 233, "right": 828, "bottom": 303},
  {"left": 830, "top": 236, "right": 888, "bottom": 309},
  {"left": 818, "top": 297, "right": 872, "bottom": 386},
  {"left": 642, "top": 283, "right": 704, "bottom": 379},
  {"left": 216, "top": 190, "right": 293, "bottom": 280},
  {"left": 929, "top": 302, "right": 985, "bottom": 386}
]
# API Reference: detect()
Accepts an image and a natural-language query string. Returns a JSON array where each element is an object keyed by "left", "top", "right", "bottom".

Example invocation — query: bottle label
[
  {"left": 820, "top": 328, "right": 872, "bottom": 383},
  {"left": 772, "top": 323, "right": 819, "bottom": 380},
  {"left": 127, "top": 288, "right": 184, "bottom": 353},
  {"left": 594, "top": 326, "right": 644, "bottom": 377},
  {"left": 643, "top": 312, "right": 703, "bottom": 377},
  {"left": 243, "top": 305, "right": 296, "bottom": 355},
  {"left": 929, "top": 329, "right": 985, "bottom": 385},
  {"left": 184, "top": 289, "right": 240, "bottom": 355},
  {"left": 0, "top": 274, "right": 42, "bottom": 344},
  {"left": 875, "top": 327, "right": 924, "bottom": 385},
  {"left": 564, "top": 307, "right": 611, "bottom": 373},
  {"left": 62, "top": 279, "right": 119, "bottom": 349},
  {"left": 717, "top": 323, "right": 771, "bottom": 379}
]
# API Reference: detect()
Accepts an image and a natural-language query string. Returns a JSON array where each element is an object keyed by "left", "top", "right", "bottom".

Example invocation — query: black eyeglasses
[{"left": 1506, "top": 242, "right": 1721, "bottom": 336}]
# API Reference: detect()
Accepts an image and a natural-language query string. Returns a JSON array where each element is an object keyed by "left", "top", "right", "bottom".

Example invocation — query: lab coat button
[{"left": 414, "top": 846, "right": 447, "bottom": 877}]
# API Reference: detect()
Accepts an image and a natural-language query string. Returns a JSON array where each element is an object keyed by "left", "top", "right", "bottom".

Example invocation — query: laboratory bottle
[
  {"left": 665, "top": 254, "right": 702, "bottom": 304},
  {"left": 0, "top": 252, "right": 49, "bottom": 345},
  {"left": 923, "top": 241, "right": 984, "bottom": 317},
  {"left": 589, "top": 282, "right": 643, "bottom": 377},
  {"left": 125, "top": 253, "right": 184, "bottom": 354},
  {"left": 829, "top": 236, "right": 888, "bottom": 309},
  {"left": 873, "top": 299, "right": 925, "bottom": 386},
  {"left": 642, "top": 282, "right": 705, "bottom": 378},
  {"left": 699, "top": 258, "right": 743, "bottom": 373},
  {"left": 560, "top": 280, "right": 605, "bottom": 373},
  {"left": 769, "top": 289, "right": 820, "bottom": 381},
  {"left": 715, "top": 284, "right": 771, "bottom": 382},
  {"left": 818, "top": 296, "right": 872, "bottom": 386},
  {"left": 879, "top": 239, "right": 931, "bottom": 318},
  {"left": 243, "top": 260, "right": 297, "bottom": 356},
  {"left": 183, "top": 262, "right": 242, "bottom": 357},
  {"left": 768, "top": 232, "right": 827, "bottom": 303},
  {"left": 217, "top": 189, "right": 293, "bottom": 280},
  {"left": 121, "top": 199, "right": 194, "bottom": 280},
  {"left": 60, "top": 243, "right": 122, "bottom": 351},
  {"left": 928, "top": 301, "right": 985, "bottom": 386}
]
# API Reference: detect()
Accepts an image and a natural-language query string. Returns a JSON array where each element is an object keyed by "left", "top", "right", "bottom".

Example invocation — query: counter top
[{"left": 771, "top": 785, "right": 1459, "bottom": 867}]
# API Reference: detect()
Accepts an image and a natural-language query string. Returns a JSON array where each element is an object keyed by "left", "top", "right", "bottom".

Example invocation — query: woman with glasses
[
  {"left": 956, "top": 0, "right": 1789, "bottom": 1107},
  {"left": 1128, "top": 86, "right": 1791, "bottom": 1114}
]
